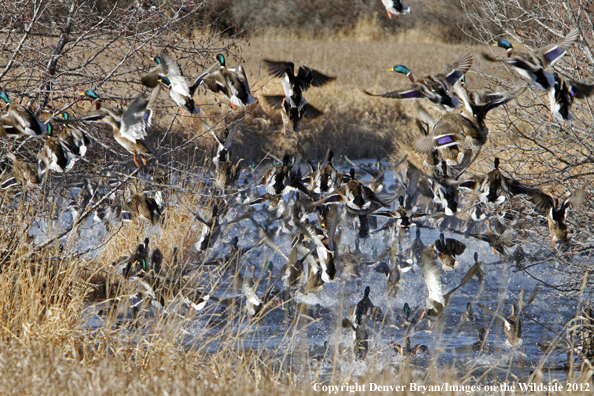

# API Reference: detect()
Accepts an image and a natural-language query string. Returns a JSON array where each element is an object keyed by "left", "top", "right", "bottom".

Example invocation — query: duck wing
[
  {"left": 297, "top": 65, "right": 336, "bottom": 90},
  {"left": 263, "top": 59, "right": 295, "bottom": 79},
  {"left": 263, "top": 95, "right": 285, "bottom": 109},
  {"left": 302, "top": 103, "right": 323, "bottom": 119},
  {"left": 141, "top": 64, "right": 165, "bottom": 88},
  {"left": 568, "top": 80, "right": 594, "bottom": 99},
  {"left": 422, "top": 250, "right": 445, "bottom": 307},
  {"left": 536, "top": 28, "right": 579, "bottom": 67},
  {"left": 435, "top": 52, "right": 473, "bottom": 86},
  {"left": 120, "top": 95, "right": 150, "bottom": 142},
  {"left": 158, "top": 50, "right": 191, "bottom": 97}
]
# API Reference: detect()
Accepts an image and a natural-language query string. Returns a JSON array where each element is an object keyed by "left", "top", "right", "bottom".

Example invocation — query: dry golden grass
[
  {"left": 210, "top": 38, "right": 473, "bottom": 162},
  {"left": 1, "top": 34, "right": 593, "bottom": 394}
]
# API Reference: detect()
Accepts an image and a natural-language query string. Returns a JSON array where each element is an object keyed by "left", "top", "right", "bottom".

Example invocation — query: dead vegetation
[{"left": 0, "top": 0, "right": 594, "bottom": 394}]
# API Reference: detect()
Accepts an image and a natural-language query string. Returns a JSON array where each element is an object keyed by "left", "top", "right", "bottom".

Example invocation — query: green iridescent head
[
  {"left": 47, "top": 123, "right": 53, "bottom": 136},
  {"left": 82, "top": 89, "right": 99, "bottom": 100},
  {"left": 265, "top": 261, "right": 274, "bottom": 272},
  {"left": 153, "top": 55, "right": 162, "bottom": 65},
  {"left": 214, "top": 54, "right": 226, "bottom": 67},
  {"left": 493, "top": 39, "right": 512, "bottom": 50},
  {"left": 159, "top": 76, "right": 171, "bottom": 86},
  {"left": 0, "top": 92, "right": 10, "bottom": 104},
  {"left": 389, "top": 65, "right": 410, "bottom": 75},
  {"left": 60, "top": 111, "right": 70, "bottom": 122},
  {"left": 404, "top": 302, "right": 411, "bottom": 317}
]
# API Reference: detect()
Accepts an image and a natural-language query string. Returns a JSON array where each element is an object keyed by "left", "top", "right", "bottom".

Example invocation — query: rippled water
[{"left": 36, "top": 158, "right": 590, "bottom": 384}]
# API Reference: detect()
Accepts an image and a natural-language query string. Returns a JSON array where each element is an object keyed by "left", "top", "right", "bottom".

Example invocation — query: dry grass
[
  {"left": 216, "top": 38, "right": 472, "bottom": 162},
  {"left": 1, "top": 26, "right": 594, "bottom": 395}
]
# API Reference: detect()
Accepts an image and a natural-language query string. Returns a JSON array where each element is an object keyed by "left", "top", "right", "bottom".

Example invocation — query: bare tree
[
  {"left": 0, "top": 0, "right": 246, "bottom": 262},
  {"left": 461, "top": 0, "right": 594, "bottom": 294}
]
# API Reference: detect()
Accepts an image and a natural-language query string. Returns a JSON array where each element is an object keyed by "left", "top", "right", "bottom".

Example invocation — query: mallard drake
[
  {"left": 548, "top": 73, "right": 594, "bottom": 126},
  {"left": 462, "top": 302, "right": 475, "bottom": 322},
  {"left": 191, "top": 54, "right": 254, "bottom": 108},
  {"left": 400, "top": 302, "right": 417, "bottom": 327},
  {"left": 79, "top": 87, "right": 160, "bottom": 167},
  {"left": 123, "top": 238, "right": 151, "bottom": 278},
  {"left": 483, "top": 28, "right": 578, "bottom": 91},
  {"left": 1, "top": 152, "right": 40, "bottom": 189},
  {"left": 122, "top": 193, "right": 162, "bottom": 225},
  {"left": 434, "top": 233, "right": 466, "bottom": 271},
  {"left": 79, "top": 90, "right": 124, "bottom": 122},
  {"left": 365, "top": 52, "right": 472, "bottom": 110},
  {"left": 510, "top": 185, "right": 585, "bottom": 243},
  {"left": 37, "top": 123, "right": 75, "bottom": 174},
  {"left": 263, "top": 59, "right": 334, "bottom": 134},
  {"left": 382, "top": 0, "right": 410, "bottom": 18},
  {"left": 263, "top": 60, "right": 335, "bottom": 105},
  {"left": 56, "top": 112, "right": 90, "bottom": 158},
  {"left": 141, "top": 50, "right": 198, "bottom": 115},
  {"left": 0, "top": 92, "right": 47, "bottom": 137}
]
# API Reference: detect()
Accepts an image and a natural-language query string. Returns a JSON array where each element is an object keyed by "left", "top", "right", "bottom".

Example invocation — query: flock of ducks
[{"left": 1, "top": 24, "right": 592, "bottom": 365}]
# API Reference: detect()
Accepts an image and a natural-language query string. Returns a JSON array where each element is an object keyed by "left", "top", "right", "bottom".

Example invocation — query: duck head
[
  {"left": 158, "top": 76, "right": 172, "bottom": 88},
  {"left": 403, "top": 302, "right": 411, "bottom": 318},
  {"left": 214, "top": 54, "right": 226, "bottom": 67},
  {"left": 492, "top": 39, "right": 514, "bottom": 57},
  {"left": 81, "top": 89, "right": 99, "bottom": 100},
  {"left": 0, "top": 92, "right": 10, "bottom": 104},
  {"left": 493, "top": 39, "right": 513, "bottom": 50},
  {"left": 388, "top": 65, "right": 410, "bottom": 75}
]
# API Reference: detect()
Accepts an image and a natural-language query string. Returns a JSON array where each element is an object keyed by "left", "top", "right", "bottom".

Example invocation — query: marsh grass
[
  {"left": 1, "top": 166, "right": 593, "bottom": 395},
  {"left": 1, "top": 25, "right": 594, "bottom": 396}
]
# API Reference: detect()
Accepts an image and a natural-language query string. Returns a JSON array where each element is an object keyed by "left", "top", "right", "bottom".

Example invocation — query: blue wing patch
[
  {"left": 543, "top": 47, "right": 565, "bottom": 63},
  {"left": 436, "top": 136, "right": 455, "bottom": 146},
  {"left": 399, "top": 90, "right": 423, "bottom": 99}
]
